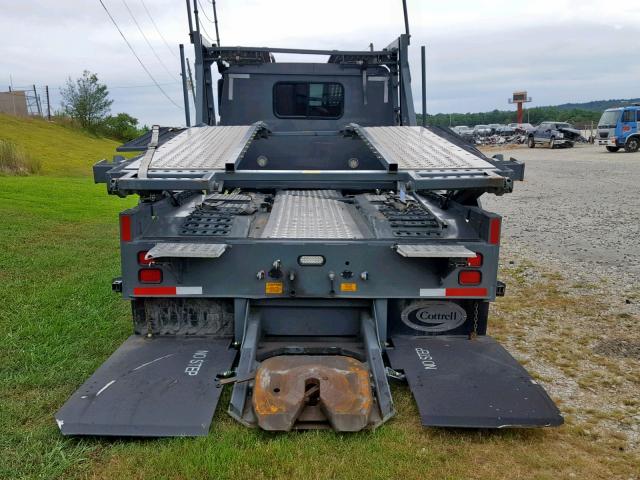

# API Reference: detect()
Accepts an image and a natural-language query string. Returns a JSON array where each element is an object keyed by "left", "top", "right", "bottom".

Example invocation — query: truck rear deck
[{"left": 57, "top": 23, "right": 562, "bottom": 436}]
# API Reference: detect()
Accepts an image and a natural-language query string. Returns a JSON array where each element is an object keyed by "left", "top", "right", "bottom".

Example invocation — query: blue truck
[{"left": 597, "top": 105, "right": 640, "bottom": 152}]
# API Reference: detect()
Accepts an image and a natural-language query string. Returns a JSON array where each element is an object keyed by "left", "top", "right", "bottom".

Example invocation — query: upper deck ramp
[
  {"left": 352, "top": 125, "right": 494, "bottom": 171},
  {"left": 98, "top": 123, "right": 521, "bottom": 195},
  {"left": 148, "top": 124, "right": 263, "bottom": 170},
  {"left": 143, "top": 124, "right": 493, "bottom": 172}
]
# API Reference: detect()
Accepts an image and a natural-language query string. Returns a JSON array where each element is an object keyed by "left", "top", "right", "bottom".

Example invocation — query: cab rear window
[{"left": 274, "top": 82, "right": 344, "bottom": 119}]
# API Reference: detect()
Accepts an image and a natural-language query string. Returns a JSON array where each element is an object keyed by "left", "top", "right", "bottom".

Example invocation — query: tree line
[
  {"left": 418, "top": 106, "right": 603, "bottom": 129},
  {"left": 59, "top": 70, "right": 147, "bottom": 142}
]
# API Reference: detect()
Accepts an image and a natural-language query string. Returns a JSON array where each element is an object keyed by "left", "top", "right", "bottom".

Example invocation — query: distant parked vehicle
[
  {"left": 451, "top": 125, "right": 471, "bottom": 135},
  {"left": 596, "top": 105, "right": 640, "bottom": 153},
  {"left": 487, "top": 124, "right": 504, "bottom": 134},
  {"left": 508, "top": 123, "right": 535, "bottom": 134},
  {"left": 496, "top": 125, "right": 516, "bottom": 136},
  {"left": 473, "top": 124, "right": 492, "bottom": 136},
  {"left": 527, "top": 122, "right": 582, "bottom": 149}
]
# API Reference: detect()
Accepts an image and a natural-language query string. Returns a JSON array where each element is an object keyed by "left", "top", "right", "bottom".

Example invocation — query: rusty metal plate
[{"left": 252, "top": 355, "right": 373, "bottom": 432}]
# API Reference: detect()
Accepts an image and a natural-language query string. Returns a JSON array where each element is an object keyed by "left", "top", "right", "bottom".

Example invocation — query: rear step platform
[
  {"left": 387, "top": 335, "right": 563, "bottom": 428},
  {"left": 56, "top": 335, "right": 236, "bottom": 437}
]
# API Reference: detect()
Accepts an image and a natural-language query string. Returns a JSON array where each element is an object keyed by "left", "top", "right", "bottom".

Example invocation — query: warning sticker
[
  {"left": 340, "top": 282, "right": 358, "bottom": 292},
  {"left": 265, "top": 282, "right": 283, "bottom": 294}
]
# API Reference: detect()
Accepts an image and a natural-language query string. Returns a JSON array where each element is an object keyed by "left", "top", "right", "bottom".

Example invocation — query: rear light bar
[
  {"left": 467, "top": 253, "right": 483, "bottom": 267},
  {"left": 139, "top": 268, "right": 162, "bottom": 283},
  {"left": 459, "top": 270, "right": 482, "bottom": 285}
]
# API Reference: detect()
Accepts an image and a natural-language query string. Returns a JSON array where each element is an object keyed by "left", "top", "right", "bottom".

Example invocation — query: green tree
[
  {"left": 100, "top": 113, "right": 145, "bottom": 141},
  {"left": 60, "top": 70, "right": 113, "bottom": 128}
]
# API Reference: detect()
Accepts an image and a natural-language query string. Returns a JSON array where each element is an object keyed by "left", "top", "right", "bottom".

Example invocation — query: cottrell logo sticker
[{"left": 401, "top": 301, "right": 467, "bottom": 333}]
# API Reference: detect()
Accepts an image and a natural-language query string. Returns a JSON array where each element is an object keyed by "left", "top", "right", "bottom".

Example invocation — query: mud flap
[
  {"left": 387, "top": 335, "right": 563, "bottom": 428},
  {"left": 56, "top": 335, "right": 236, "bottom": 436}
]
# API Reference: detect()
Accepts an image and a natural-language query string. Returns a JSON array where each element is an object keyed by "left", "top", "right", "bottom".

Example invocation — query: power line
[
  {"left": 139, "top": 0, "right": 179, "bottom": 59},
  {"left": 191, "top": 0, "right": 214, "bottom": 44},
  {"left": 195, "top": 16, "right": 214, "bottom": 45},
  {"left": 97, "top": 0, "right": 183, "bottom": 109},
  {"left": 196, "top": 0, "right": 220, "bottom": 45},
  {"left": 196, "top": 0, "right": 214, "bottom": 23},
  {"left": 120, "top": 0, "right": 178, "bottom": 80}
]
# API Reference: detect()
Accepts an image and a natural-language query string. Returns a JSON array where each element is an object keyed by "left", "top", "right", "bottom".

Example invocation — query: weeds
[{"left": 0, "top": 138, "right": 41, "bottom": 175}]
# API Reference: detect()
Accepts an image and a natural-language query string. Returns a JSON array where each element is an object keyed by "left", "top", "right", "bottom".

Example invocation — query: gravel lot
[
  {"left": 481, "top": 143, "right": 640, "bottom": 454},
  {"left": 482, "top": 143, "right": 640, "bottom": 313}
]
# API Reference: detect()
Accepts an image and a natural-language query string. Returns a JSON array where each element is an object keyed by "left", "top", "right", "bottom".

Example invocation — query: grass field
[
  {"left": 0, "top": 113, "right": 125, "bottom": 176},
  {"left": 1, "top": 116, "right": 638, "bottom": 479}
]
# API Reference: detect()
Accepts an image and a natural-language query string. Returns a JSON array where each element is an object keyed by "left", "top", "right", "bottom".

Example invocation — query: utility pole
[
  {"left": 186, "top": 59, "right": 196, "bottom": 110},
  {"left": 45, "top": 85, "right": 51, "bottom": 121},
  {"left": 179, "top": 44, "right": 191, "bottom": 126},
  {"left": 421, "top": 45, "right": 427, "bottom": 127}
]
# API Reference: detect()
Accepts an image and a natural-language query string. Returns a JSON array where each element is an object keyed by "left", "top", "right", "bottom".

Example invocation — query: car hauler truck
[
  {"left": 597, "top": 105, "right": 640, "bottom": 152},
  {"left": 56, "top": 3, "right": 562, "bottom": 436}
]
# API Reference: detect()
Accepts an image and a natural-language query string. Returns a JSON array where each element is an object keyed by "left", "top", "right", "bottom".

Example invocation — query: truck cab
[{"left": 597, "top": 106, "right": 640, "bottom": 152}]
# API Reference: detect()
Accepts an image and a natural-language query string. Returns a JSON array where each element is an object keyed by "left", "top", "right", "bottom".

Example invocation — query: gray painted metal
[
  {"left": 387, "top": 336, "right": 564, "bottom": 428},
  {"left": 146, "top": 242, "right": 228, "bottom": 259},
  {"left": 56, "top": 335, "right": 236, "bottom": 436},
  {"left": 396, "top": 244, "right": 475, "bottom": 258},
  {"left": 228, "top": 311, "right": 260, "bottom": 425},
  {"left": 260, "top": 190, "right": 364, "bottom": 239},
  {"left": 362, "top": 313, "right": 395, "bottom": 423},
  {"left": 149, "top": 124, "right": 261, "bottom": 170},
  {"left": 354, "top": 125, "right": 495, "bottom": 170}
]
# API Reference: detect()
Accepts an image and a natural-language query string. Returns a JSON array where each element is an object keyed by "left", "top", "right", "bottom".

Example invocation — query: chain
[{"left": 469, "top": 301, "right": 479, "bottom": 340}]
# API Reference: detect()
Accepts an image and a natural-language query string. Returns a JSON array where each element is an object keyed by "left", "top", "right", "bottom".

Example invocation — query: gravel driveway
[
  {"left": 480, "top": 144, "right": 640, "bottom": 453},
  {"left": 482, "top": 144, "right": 640, "bottom": 311}
]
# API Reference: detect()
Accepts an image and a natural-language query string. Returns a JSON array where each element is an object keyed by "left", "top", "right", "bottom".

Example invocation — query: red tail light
[
  {"left": 489, "top": 218, "right": 501, "bottom": 245},
  {"left": 137, "top": 251, "right": 152, "bottom": 265},
  {"left": 459, "top": 270, "right": 482, "bottom": 285},
  {"left": 139, "top": 268, "right": 162, "bottom": 283},
  {"left": 467, "top": 253, "right": 483, "bottom": 267},
  {"left": 120, "top": 215, "right": 132, "bottom": 242}
]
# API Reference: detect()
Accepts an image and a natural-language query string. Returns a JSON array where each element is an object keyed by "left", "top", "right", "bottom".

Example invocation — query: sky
[{"left": 1, "top": 0, "right": 639, "bottom": 127}]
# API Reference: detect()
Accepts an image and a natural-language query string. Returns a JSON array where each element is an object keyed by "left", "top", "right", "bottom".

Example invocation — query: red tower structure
[{"left": 509, "top": 91, "right": 532, "bottom": 124}]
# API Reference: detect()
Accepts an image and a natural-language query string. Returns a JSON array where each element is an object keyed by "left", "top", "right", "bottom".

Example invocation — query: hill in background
[
  {"left": 0, "top": 113, "right": 126, "bottom": 176},
  {"left": 555, "top": 98, "right": 640, "bottom": 112},
  {"left": 421, "top": 98, "right": 640, "bottom": 129}
]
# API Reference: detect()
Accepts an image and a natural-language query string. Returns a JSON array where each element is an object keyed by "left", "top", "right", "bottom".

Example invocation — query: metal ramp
[
  {"left": 146, "top": 123, "right": 265, "bottom": 171},
  {"left": 56, "top": 336, "right": 236, "bottom": 437},
  {"left": 350, "top": 125, "right": 496, "bottom": 171},
  {"left": 387, "top": 335, "right": 563, "bottom": 428}
]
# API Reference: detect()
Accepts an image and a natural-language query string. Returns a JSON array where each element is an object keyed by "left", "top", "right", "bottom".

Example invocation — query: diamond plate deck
[
  {"left": 396, "top": 244, "right": 475, "bottom": 258},
  {"left": 146, "top": 243, "right": 228, "bottom": 259},
  {"left": 261, "top": 190, "right": 363, "bottom": 239},
  {"left": 355, "top": 126, "right": 495, "bottom": 170},
  {"left": 148, "top": 125, "right": 260, "bottom": 170}
]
